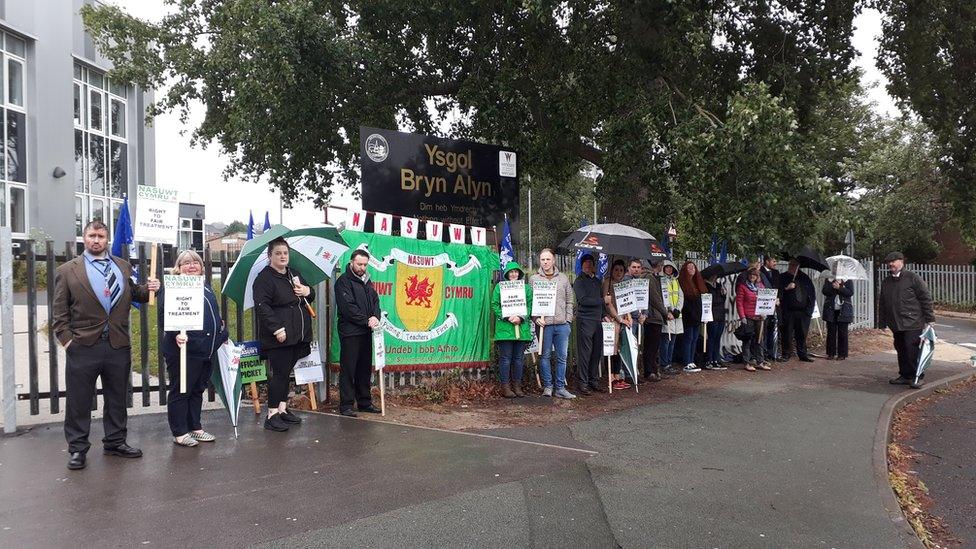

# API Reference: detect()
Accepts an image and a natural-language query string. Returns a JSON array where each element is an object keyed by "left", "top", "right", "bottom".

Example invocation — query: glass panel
[
  {"left": 0, "top": 182, "right": 5, "bottom": 226},
  {"left": 6, "top": 35, "right": 25, "bottom": 58},
  {"left": 110, "top": 99, "right": 125, "bottom": 138},
  {"left": 109, "top": 81, "right": 127, "bottom": 99},
  {"left": 73, "top": 83, "right": 82, "bottom": 126},
  {"left": 88, "top": 134, "right": 105, "bottom": 196},
  {"left": 74, "top": 64, "right": 83, "bottom": 80},
  {"left": 9, "top": 185, "right": 25, "bottom": 233},
  {"left": 109, "top": 140, "right": 126, "bottom": 198},
  {"left": 75, "top": 195, "right": 86, "bottom": 237},
  {"left": 6, "top": 110, "right": 25, "bottom": 182},
  {"left": 91, "top": 197, "right": 105, "bottom": 224},
  {"left": 192, "top": 231, "right": 203, "bottom": 251},
  {"left": 89, "top": 89, "right": 103, "bottom": 132},
  {"left": 7, "top": 59, "right": 23, "bottom": 106},
  {"left": 110, "top": 200, "right": 123, "bottom": 240},
  {"left": 74, "top": 130, "right": 86, "bottom": 193},
  {"left": 87, "top": 71, "right": 104, "bottom": 89}
]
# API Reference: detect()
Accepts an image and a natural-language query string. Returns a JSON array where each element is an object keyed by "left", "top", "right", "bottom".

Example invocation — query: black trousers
[
  {"left": 576, "top": 319, "right": 603, "bottom": 388},
  {"left": 165, "top": 355, "right": 213, "bottom": 436},
  {"left": 642, "top": 322, "right": 663, "bottom": 376},
  {"left": 64, "top": 338, "right": 130, "bottom": 454},
  {"left": 781, "top": 310, "right": 811, "bottom": 359},
  {"left": 893, "top": 329, "right": 924, "bottom": 379},
  {"left": 741, "top": 319, "right": 765, "bottom": 364},
  {"left": 266, "top": 345, "right": 308, "bottom": 408},
  {"left": 339, "top": 333, "right": 374, "bottom": 411},
  {"left": 826, "top": 321, "right": 850, "bottom": 358}
]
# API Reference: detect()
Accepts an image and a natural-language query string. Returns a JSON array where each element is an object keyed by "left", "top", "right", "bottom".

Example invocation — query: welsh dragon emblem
[{"left": 404, "top": 274, "right": 435, "bottom": 308}]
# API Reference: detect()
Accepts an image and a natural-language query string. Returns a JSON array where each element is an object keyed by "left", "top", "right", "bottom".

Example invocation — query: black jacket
[
  {"left": 682, "top": 292, "right": 703, "bottom": 325},
  {"left": 335, "top": 264, "right": 381, "bottom": 338},
  {"left": 821, "top": 279, "right": 854, "bottom": 324},
  {"left": 645, "top": 273, "right": 669, "bottom": 325},
  {"left": 158, "top": 286, "right": 228, "bottom": 364},
  {"left": 706, "top": 280, "right": 727, "bottom": 322},
  {"left": 779, "top": 270, "right": 816, "bottom": 315},
  {"left": 253, "top": 265, "right": 315, "bottom": 352},
  {"left": 573, "top": 272, "right": 605, "bottom": 322},
  {"left": 879, "top": 270, "right": 935, "bottom": 331}
]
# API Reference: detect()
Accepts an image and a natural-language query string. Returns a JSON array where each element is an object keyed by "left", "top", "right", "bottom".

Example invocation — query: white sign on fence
[
  {"left": 614, "top": 279, "right": 638, "bottom": 315},
  {"left": 632, "top": 278, "right": 650, "bottom": 310},
  {"left": 373, "top": 329, "right": 386, "bottom": 371},
  {"left": 134, "top": 185, "right": 180, "bottom": 245},
  {"left": 499, "top": 280, "right": 528, "bottom": 317},
  {"left": 531, "top": 279, "right": 558, "bottom": 317},
  {"left": 701, "top": 294, "right": 714, "bottom": 323},
  {"left": 162, "top": 275, "right": 204, "bottom": 331},
  {"left": 294, "top": 342, "right": 325, "bottom": 384},
  {"left": 602, "top": 322, "right": 616, "bottom": 356},
  {"left": 755, "top": 288, "right": 778, "bottom": 316}
]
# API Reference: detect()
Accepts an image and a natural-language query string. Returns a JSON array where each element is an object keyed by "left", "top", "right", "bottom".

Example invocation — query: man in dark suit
[
  {"left": 879, "top": 251, "right": 935, "bottom": 388},
  {"left": 52, "top": 220, "right": 159, "bottom": 470},
  {"left": 778, "top": 259, "right": 816, "bottom": 362},
  {"left": 334, "top": 249, "right": 382, "bottom": 417}
]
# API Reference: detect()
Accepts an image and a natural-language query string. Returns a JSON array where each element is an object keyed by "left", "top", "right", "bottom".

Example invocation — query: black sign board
[{"left": 360, "top": 127, "right": 519, "bottom": 228}]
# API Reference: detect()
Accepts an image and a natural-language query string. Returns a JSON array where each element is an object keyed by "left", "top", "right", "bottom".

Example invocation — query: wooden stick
[
  {"left": 379, "top": 370, "right": 386, "bottom": 416},
  {"left": 703, "top": 322, "right": 708, "bottom": 354},
  {"left": 536, "top": 324, "right": 544, "bottom": 388},
  {"left": 179, "top": 330, "right": 187, "bottom": 393},
  {"left": 148, "top": 244, "right": 158, "bottom": 305},
  {"left": 514, "top": 323, "right": 520, "bottom": 339},
  {"left": 607, "top": 356, "right": 612, "bottom": 394},
  {"left": 307, "top": 383, "right": 317, "bottom": 410},
  {"left": 250, "top": 382, "right": 261, "bottom": 414}
]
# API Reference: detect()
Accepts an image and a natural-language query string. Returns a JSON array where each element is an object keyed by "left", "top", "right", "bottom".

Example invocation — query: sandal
[
  {"left": 190, "top": 430, "right": 216, "bottom": 442},
  {"left": 745, "top": 364, "right": 757, "bottom": 372},
  {"left": 174, "top": 434, "right": 198, "bottom": 447},
  {"left": 757, "top": 362, "right": 771, "bottom": 371}
]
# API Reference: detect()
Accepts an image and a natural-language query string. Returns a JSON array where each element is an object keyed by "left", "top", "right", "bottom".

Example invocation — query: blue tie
[{"left": 96, "top": 259, "right": 122, "bottom": 310}]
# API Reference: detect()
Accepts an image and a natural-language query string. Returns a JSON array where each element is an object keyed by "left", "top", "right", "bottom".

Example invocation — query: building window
[
  {"left": 179, "top": 217, "right": 204, "bottom": 252},
  {"left": 74, "top": 64, "right": 129, "bottom": 239},
  {"left": 0, "top": 31, "right": 27, "bottom": 237}
]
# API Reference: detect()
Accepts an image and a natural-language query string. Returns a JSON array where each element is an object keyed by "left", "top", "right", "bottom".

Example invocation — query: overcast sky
[{"left": 112, "top": 1, "right": 897, "bottom": 226}]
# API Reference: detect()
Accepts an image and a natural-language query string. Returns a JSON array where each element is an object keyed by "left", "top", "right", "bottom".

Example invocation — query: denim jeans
[
  {"left": 681, "top": 322, "right": 701, "bottom": 365},
  {"left": 659, "top": 333, "right": 677, "bottom": 368},
  {"left": 539, "top": 323, "right": 571, "bottom": 390},
  {"left": 497, "top": 340, "right": 528, "bottom": 383},
  {"left": 706, "top": 321, "right": 724, "bottom": 363}
]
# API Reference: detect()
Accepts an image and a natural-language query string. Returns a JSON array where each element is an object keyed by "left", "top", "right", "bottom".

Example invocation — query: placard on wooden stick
[
  {"left": 134, "top": 185, "right": 179, "bottom": 305},
  {"left": 373, "top": 329, "right": 386, "bottom": 416},
  {"left": 499, "top": 280, "right": 528, "bottom": 339},
  {"left": 163, "top": 275, "right": 204, "bottom": 393}
]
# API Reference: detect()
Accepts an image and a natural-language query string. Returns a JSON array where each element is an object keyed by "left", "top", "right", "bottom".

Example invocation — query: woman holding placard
[
  {"left": 159, "top": 250, "right": 228, "bottom": 447},
  {"left": 735, "top": 268, "right": 767, "bottom": 371},
  {"left": 492, "top": 261, "right": 533, "bottom": 398},
  {"left": 253, "top": 237, "right": 315, "bottom": 432},
  {"left": 678, "top": 261, "right": 707, "bottom": 373},
  {"left": 602, "top": 260, "right": 632, "bottom": 390},
  {"left": 704, "top": 274, "right": 728, "bottom": 370}
]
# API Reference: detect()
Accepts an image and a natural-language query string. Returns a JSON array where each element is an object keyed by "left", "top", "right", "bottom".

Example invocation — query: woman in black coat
[
  {"left": 159, "top": 250, "right": 229, "bottom": 447},
  {"left": 822, "top": 278, "right": 854, "bottom": 360},
  {"left": 252, "top": 237, "right": 315, "bottom": 432}
]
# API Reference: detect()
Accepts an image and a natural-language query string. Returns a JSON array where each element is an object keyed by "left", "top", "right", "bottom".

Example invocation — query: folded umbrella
[
  {"left": 826, "top": 255, "right": 869, "bottom": 281},
  {"left": 914, "top": 325, "right": 937, "bottom": 384},
  {"left": 556, "top": 223, "right": 666, "bottom": 262}
]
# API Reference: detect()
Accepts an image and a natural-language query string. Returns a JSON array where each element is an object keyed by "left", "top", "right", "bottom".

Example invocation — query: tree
[
  {"left": 82, "top": 0, "right": 861, "bottom": 252},
  {"left": 223, "top": 220, "right": 248, "bottom": 236},
  {"left": 876, "top": 0, "right": 976, "bottom": 245}
]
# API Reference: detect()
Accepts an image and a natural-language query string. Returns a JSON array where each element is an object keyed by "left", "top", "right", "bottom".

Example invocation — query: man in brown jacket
[
  {"left": 52, "top": 221, "right": 159, "bottom": 470},
  {"left": 879, "top": 251, "right": 935, "bottom": 389}
]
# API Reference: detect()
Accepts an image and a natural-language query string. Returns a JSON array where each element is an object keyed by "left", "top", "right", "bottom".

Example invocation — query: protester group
[{"left": 51, "top": 221, "right": 935, "bottom": 470}]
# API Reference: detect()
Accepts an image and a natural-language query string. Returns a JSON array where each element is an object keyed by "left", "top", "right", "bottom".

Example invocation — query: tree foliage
[{"left": 223, "top": 220, "right": 248, "bottom": 235}]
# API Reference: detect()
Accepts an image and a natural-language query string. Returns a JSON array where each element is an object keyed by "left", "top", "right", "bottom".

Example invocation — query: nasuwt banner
[{"left": 329, "top": 232, "right": 498, "bottom": 371}]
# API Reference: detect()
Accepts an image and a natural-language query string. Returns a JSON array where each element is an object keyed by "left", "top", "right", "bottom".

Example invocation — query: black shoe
[
  {"left": 67, "top": 452, "right": 86, "bottom": 470},
  {"left": 263, "top": 414, "right": 290, "bottom": 431},
  {"left": 338, "top": 409, "right": 358, "bottom": 417},
  {"left": 358, "top": 405, "right": 382, "bottom": 414},
  {"left": 826, "top": 355, "right": 836, "bottom": 360},
  {"left": 103, "top": 443, "right": 143, "bottom": 458},
  {"left": 776, "top": 357, "right": 789, "bottom": 363},
  {"left": 280, "top": 410, "right": 303, "bottom": 424},
  {"left": 910, "top": 379, "right": 925, "bottom": 389},
  {"left": 577, "top": 385, "right": 593, "bottom": 396},
  {"left": 837, "top": 356, "right": 847, "bottom": 361},
  {"left": 889, "top": 376, "right": 910, "bottom": 385},
  {"left": 799, "top": 356, "right": 815, "bottom": 363},
  {"left": 702, "top": 362, "right": 715, "bottom": 370},
  {"left": 589, "top": 384, "right": 607, "bottom": 393}
]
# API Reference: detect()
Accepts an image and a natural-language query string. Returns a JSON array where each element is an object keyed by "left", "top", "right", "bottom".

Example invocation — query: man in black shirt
[
  {"left": 573, "top": 254, "right": 606, "bottom": 395},
  {"left": 779, "top": 259, "right": 816, "bottom": 362},
  {"left": 334, "top": 249, "right": 382, "bottom": 416}
]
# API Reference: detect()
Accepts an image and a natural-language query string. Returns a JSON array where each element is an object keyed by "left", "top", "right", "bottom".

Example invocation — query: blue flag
[
  {"left": 111, "top": 196, "right": 140, "bottom": 309},
  {"left": 598, "top": 253, "right": 608, "bottom": 280},
  {"left": 247, "top": 211, "right": 255, "bottom": 240},
  {"left": 719, "top": 239, "right": 728, "bottom": 264},
  {"left": 263, "top": 211, "right": 271, "bottom": 232},
  {"left": 499, "top": 215, "right": 514, "bottom": 271},
  {"left": 709, "top": 234, "right": 719, "bottom": 265}
]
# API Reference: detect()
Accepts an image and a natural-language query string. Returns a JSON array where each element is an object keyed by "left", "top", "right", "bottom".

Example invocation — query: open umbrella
[
  {"left": 701, "top": 261, "right": 748, "bottom": 280},
  {"left": 223, "top": 225, "right": 348, "bottom": 309},
  {"left": 826, "top": 255, "right": 869, "bottom": 280},
  {"left": 789, "top": 246, "right": 830, "bottom": 272},
  {"left": 914, "top": 325, "right": 937, "bottom": 384},
  {"left": 557, "top": 223, "right": 666, "bottom": 261}
]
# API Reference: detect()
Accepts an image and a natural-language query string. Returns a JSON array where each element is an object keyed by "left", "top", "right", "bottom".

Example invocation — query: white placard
[
  {"left": 632, "top": 278, "right": 650, "bottom": 310},
  {"left": 372, "top": 329, "right": 386, "bottom": 371},
  {"left": 470, "top": 226, "right": 487, "bottom": 246},
  {"left": 701, "top": 294, "right": 714, "bottom": 323},
  {"left": 755, "top": 288, "right": 778, "bottom": 316},
  {"left": 531, "top": 279, "right": 558, "bottom": 317},
  {"left": 163, "top": 275, "right": 204, "bottom": 332},
  {"left": 812, "top": 300, "right": 821, "bottom": 319},
  {"left": 374, "top": 213, "right": 393, "bottom": 235},
  {"left": 425, "top": 220, "right": 443, "bottom": 241},
  {"left": 134, "top": 185, "right": 179, "bottom": 245},
  {"left": 614, "top": 279, "right": 638, "bottom": 315},
  {"left": 661, "top": 280, "right": 671, "bottom": 308},
  {"left": 499, "top": 280, "right": 528, "bottom": 317},
  {"left": 499, "top": 150, "right": 517, "bottom": 177},
  {"left": 345, "top": 209, "right": 366, "bottom": 231},
  {"left": 294, "top": 342, "right": 325, "bottom": 384},
  {"left": 448, "top": 224, "right": 466, "bottom": 244},
  {"left": 400, "top": 217, "right": 419, "bottom": 239},
  {"left": 524, "top": 332, "right": 540, "bottom": 355},
  {"left": 602, "top": 322, "right": 616, "bottom": 356}
]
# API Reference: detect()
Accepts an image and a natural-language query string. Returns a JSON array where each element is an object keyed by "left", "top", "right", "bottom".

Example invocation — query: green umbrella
[
  {"left": 223, "top": 224, "right": 348, "bottom": 309},
  {"left": 914, "top": 324, "right": 937, "bottom": 384}
]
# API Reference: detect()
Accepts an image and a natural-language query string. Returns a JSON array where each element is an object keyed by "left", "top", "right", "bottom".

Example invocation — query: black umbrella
[
  {"left": 701, "top": 261, "right": 748, "bottom": 280},
  {"left": 790, "top": 246, "right": 830, "bottom": 272},
  {"left": 556, "top": 223, "right": 667, "bottom": 262}
]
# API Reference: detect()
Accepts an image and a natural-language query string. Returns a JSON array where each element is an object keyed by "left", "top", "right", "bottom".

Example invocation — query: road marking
[
  {"left": 310, "top": 411, "right": 598, "bottom": 456},
  {"left": 960, "top": 343, "right": 976, "bottom": 349},
  {"left": 933, "top": 323, "right": 955, "bottom": 328}
]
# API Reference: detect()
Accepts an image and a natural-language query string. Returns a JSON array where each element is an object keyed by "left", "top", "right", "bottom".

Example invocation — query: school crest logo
[{"left": 365, "top": 134, "right": 389, "bottom": 162}]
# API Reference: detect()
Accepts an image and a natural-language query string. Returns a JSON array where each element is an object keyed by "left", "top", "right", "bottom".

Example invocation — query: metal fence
[{"left": 876, "top": 263, "right": 976, "bottom": 306}]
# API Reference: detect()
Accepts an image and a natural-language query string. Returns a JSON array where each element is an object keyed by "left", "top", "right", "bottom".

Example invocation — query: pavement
[{"left": 0, "top": 317, "right": 974, "bottom": 547}]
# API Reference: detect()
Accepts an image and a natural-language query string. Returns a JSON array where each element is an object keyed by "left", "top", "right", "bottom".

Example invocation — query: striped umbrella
[
  {"left": 914, "top": 325, "right": 937, "bottom": 384},
  {"left": 223, "top": 225, "right": 348, "bottom": 309}
]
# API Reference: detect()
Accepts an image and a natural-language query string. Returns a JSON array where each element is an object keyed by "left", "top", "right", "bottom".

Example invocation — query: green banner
[{"left": 329, "top": 232, "right": 498, "bottom": 371}]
